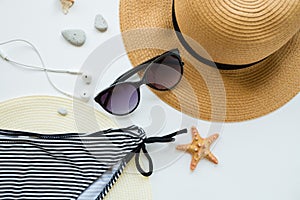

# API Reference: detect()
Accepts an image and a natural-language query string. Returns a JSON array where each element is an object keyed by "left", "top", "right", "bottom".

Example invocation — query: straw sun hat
[
  {"left": 0, "top": 96, "right": 152, "bottom": 200},
  {"left": 120, "top": 0, "right": 300, "bottom": 122}
]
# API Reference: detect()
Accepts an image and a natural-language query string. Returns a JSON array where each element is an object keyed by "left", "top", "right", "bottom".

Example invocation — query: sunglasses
[{"left": 94, "top": 49, "right": 184, "bottom": 116}]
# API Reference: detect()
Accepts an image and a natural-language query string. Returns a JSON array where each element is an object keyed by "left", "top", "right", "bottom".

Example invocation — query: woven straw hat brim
[
  {"left": 0, "top": 96, "right": 152, "bottom": 200},
  {"left": 119, "top": 0, "right": 300, "bottom": 122}
]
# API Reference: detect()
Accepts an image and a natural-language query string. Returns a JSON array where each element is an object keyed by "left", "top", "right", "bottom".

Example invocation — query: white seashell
[{"left": 60, "top": 0, "right": 74, "bottom": 15}]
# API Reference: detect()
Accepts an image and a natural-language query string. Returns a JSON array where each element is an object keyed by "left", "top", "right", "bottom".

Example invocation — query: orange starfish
[{"left": 176, "top": 126, "right": 219, "bottom": 171}]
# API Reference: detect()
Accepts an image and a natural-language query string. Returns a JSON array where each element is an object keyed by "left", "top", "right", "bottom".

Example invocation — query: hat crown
[{"left": 175, "top": 0, "right": 300, "bottom": 65}]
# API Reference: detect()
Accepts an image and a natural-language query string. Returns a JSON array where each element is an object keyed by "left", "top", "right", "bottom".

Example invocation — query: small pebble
[
  {"left": 61, "top": 29, "right": 86, "bottom": 46},
  {"left": 94, "top": 14, "right": 108, "bottom": 32},
  {"left": 58, "top": 108, "right": 68, "bottom": 116}
]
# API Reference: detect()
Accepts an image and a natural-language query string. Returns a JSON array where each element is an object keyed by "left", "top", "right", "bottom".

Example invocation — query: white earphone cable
[
  {"left": 7, "top": 59, "right": 82, "bottom": 75},
  {"left": 0, "top": 39, "right": 83, "bottom": 100}
]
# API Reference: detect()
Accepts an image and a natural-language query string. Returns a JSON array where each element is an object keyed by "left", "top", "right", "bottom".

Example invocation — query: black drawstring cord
[{"left": 135, "top": 128, "right": 187, "bottom": 177}]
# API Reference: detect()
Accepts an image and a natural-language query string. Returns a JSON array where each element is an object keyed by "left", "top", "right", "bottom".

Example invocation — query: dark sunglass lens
[
  {"left": 146, "top": 55, "right": 182, "bottom": 90},
  {"left": 96, "top": 83, "right": 139, "bottom": 115}
]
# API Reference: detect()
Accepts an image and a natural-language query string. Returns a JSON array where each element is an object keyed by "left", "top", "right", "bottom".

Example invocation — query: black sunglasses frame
[{"left": 94, "top": 48, "right": 184, "bottom": 116}]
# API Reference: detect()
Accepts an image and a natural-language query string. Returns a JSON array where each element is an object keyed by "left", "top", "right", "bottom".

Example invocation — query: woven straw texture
[
  {"left": 0, "top": 96, "right": 152, "bottom": 200},
  {"left": 119, "top": 0, "right": 300, "bottom": 122}
]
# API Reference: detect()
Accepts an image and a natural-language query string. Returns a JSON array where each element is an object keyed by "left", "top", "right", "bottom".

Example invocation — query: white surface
[{"left": 0, "top": 1, "right": 299, "bottom": 200}]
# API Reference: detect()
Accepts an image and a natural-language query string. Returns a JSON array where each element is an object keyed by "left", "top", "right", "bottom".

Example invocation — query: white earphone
[
  {"left": 0, "top": 39, "right": 92, "bottom": 102},
  {"left": 81, "top": 73, "right": 92, "bottom": 85}
]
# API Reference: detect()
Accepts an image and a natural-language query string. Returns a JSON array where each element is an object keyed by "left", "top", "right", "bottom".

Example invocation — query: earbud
[
  {"left": 81, "top": 73, "right": 92, "bottom": 85},
  {"left": 0, "top": 49, "right": 8, "bottom": 61},
  {"left": 80, "top": 90, "right": 91, "bottom": 102}
]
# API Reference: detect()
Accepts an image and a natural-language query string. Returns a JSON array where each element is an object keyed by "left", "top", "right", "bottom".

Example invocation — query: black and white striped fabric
[{"left": 0, "top": 125, "right": 146, "bottom": 200}]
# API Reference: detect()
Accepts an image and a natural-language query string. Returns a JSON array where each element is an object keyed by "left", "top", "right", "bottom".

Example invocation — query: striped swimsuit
[{"left": 0, "top": 126, "right": 186, "bottom": 200}]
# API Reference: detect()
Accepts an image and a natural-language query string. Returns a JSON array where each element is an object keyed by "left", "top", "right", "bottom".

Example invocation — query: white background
[{"left": 0, "top": 1, "right": 299, "bottom": 200}]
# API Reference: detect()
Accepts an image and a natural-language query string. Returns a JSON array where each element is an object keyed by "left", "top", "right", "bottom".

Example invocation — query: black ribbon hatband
[{"left": 171, "top": 0, "right": 268, "bottom": 70}]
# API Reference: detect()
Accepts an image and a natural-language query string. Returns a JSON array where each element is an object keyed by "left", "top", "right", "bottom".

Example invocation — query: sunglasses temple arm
[
  {"left": 111, "top": 52, "right": 169, "bottom": 85},
  {"left": 111, "top": 49, "right": 180, "bottom": 85},
  {"left": 103, "top": 92, "right": 111, "bottom": 109},
  {"left": 111, "top": 63, "right": 148, "bottom": 85}
]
